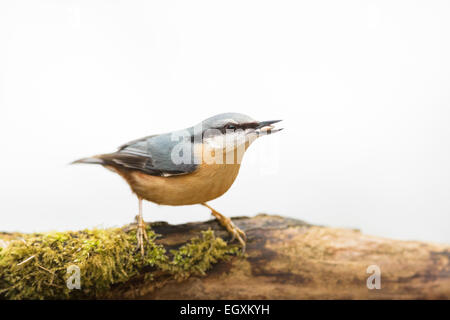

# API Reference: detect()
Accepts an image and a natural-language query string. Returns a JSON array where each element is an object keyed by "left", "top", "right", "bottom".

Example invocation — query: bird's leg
[
  {"left": 201, "top": 203, "right": 247, "bottom": 252},
  {"left": 135, "top": 197, "right": 148, "bottom": 256}
]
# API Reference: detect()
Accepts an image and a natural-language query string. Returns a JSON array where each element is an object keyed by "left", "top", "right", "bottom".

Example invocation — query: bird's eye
[{"left": 225, "top": 124, "right": 236, "bottom": 130}]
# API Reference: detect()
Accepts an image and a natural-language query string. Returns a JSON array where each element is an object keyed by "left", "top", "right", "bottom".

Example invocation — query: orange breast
[
  {"left": 108, "top": 143, "right": 247, "bottom": 205},
  {"left": 112, "top": 162, "right": 241, "bottom": 205}
]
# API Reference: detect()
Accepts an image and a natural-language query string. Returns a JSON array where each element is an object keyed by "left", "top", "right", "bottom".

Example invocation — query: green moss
[
  {"left": 0, "top": 226, "right": 238, "bottom": 300},
  {"left": 168, "top": 230, "right": 237, "bottom": 280}
]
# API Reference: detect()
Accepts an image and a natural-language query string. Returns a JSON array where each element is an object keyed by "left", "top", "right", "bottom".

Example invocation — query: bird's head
[{"left": 190, "top": 113, "right": 283, "bottom": 163}]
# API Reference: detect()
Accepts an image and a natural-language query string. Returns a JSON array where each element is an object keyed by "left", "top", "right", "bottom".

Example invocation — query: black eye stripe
[
  {"left": 221, "top": 122, "right": 259, "bottom": 132},
  {"left": 244, "top": 122, "right": 259, "bottom": 129},
  {"left": 201, "top": 122, "right": 260, "bottom": 136},
  {"left": 218, "top": 123, "right": 238, "bottom": 133}
]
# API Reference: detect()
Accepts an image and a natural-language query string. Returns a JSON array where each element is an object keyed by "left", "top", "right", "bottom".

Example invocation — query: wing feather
[{"left": 98, "top": 133, "right": 198, "bottom": 177}]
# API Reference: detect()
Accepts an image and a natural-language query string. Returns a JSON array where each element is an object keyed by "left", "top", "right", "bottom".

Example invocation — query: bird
[{"left": 72, "top": 113, "right": 282, "bottom": 255}]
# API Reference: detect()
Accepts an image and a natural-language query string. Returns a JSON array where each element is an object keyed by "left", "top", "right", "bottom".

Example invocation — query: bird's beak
[{"left": 255, "top": 119, "right": 283, "bottom": 135}]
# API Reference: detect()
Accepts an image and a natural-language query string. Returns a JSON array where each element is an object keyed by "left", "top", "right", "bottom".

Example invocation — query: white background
[{"left": 1, "top": 1, "right": 449, "bottom": 243}]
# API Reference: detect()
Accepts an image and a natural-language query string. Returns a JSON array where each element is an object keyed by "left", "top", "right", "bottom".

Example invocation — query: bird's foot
[
  {"left": 134, "top": 215, "right": 149, "bottom": 256},
  {"left": 211, "top": 211, "right": 247, "bottom": 252}
]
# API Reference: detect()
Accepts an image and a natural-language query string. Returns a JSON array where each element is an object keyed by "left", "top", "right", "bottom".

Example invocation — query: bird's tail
[{"left": 71, "top": 155, "right": 105, "bottom": 165}]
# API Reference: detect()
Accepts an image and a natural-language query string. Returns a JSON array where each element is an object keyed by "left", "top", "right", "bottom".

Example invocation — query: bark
[{"left": 112, "top": 214, "right": 450, "bottom": 299}]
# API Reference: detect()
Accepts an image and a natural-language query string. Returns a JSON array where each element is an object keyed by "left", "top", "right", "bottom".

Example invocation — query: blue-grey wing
[{"left": 104, "top": 132, "right": 198, "bottom": 177}]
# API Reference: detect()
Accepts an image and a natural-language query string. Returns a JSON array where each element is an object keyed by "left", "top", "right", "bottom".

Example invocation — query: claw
[
  {"left": 134, "top": 214, "right": 148, "bottom": 256},
  {"left": 201, "top": 203, "right": 247, "bottom": 253},
  {"left": 234, "top": 227, "right": 247, "bottom": 243},
  {"left": 231, "top": 226, "right": 246, "bottom": 253}
]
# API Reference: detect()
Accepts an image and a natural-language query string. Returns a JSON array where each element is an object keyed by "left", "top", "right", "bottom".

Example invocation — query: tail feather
[{"left": 71, "top": 156, "right": 105, "bottom": 165}]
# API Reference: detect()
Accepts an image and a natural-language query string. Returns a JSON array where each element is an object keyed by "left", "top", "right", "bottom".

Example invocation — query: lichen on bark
[{"left": 0, "top": 226, "right": 238, "bottom": 300}]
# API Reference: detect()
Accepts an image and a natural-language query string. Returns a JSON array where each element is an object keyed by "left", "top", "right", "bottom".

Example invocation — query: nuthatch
[{"left": 73, "top": 113, "right": 282, "bottom": 254}]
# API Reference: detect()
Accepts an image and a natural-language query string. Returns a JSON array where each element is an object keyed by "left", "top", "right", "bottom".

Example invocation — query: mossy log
[{"left": 1, "top": 214, "right": 449, "bottom": 299}]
